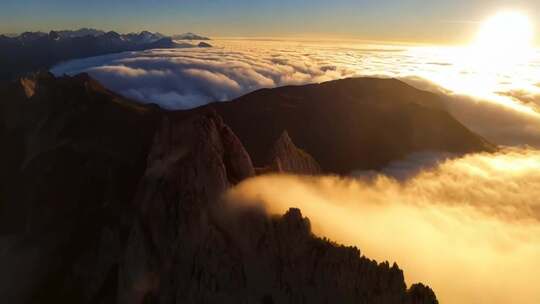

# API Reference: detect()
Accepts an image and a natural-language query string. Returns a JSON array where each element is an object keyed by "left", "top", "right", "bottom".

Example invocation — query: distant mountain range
[
  {"left": 53, "top": 28, "right": 107, "bottom": 38},
  {"left": 0, "top": 29, "right": 211, "bottom": 81},
  {"left": 172, "top": 32, "right": 211, "bottom": 40}
]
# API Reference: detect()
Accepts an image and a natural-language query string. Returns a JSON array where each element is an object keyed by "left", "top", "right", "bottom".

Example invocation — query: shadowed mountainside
[
  {"left": 191, "top": 77, "right": 495, "bottom": 174},
  {"left": 0, "top": 73, "right": 492, "bottom": 304}
]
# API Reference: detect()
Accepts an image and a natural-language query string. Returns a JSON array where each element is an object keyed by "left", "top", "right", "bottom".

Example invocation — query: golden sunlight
[
  {"left": 415, "top": 11, "right": 540, "bottom": 117},
  {"left": 472, "top": 11, "right": 534, "bottom": 63},
  {"left": 227, "top": 149, "right": 540, "bottom": 304}
]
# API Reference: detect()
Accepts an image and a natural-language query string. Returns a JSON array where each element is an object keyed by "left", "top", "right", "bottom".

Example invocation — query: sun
[{"left": 473, "top": 11, "right": 534, "bottom": 58}]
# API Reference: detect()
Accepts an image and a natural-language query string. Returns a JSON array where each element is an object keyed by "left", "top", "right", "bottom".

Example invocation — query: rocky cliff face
[
  {"left": 119, "top": 112, "right": 435, "bottom": 304},
  {"left": 0, "top": 74, "right": 440, "bottom": 304},
  {"left": 258, "top": 131, "right": 321, "bottom": 175},
  {"left": 119, "top": 112, "right": 255, "bottom": 304}
]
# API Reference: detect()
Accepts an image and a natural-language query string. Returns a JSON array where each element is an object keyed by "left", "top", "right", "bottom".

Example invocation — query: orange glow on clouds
[{"left": 226, "top": 148, "right": 540, "bottom": 304}]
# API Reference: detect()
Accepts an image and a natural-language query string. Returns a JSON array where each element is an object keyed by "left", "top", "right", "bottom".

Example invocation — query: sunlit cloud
[
  {"left": 498, "top": 89, "right": 540, "bottom": 110},
  {"left": 226, "top": 148, "right": 540, "bottom": 304},
  {"left": 51, "top": 46, "right": 356, "bottom": 109},
  {"left": 51, "top": 40, "right": 540, "bottom": 147}
]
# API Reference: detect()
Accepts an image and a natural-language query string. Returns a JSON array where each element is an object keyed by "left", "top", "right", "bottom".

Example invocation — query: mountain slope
[
  {"left": 0, "top": 71, "right": 160, "bottom": 233},
  {"left": 194, "top": 77, "right": 495, "bottom": 174},
  {"left": 0, "top": 73, "right": 438, "bottom": 304}
]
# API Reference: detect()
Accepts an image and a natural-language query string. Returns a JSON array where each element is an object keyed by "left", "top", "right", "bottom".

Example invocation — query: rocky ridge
[
  {"left": 0, "top": 73, "right": 446, "bottom": 303},
  {"left": 203, "top": 77, "right": 496, "bottom": 174}
]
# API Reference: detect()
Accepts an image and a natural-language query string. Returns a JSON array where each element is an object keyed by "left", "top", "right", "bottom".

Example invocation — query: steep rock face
[
  {"left": 195, "top": 77, "right": 496, "bottom": 174},
  {"left": 258, "top": 130, "right": 321, "bottom": 175},
  {"left": 119, "top": 113, "right": 436, "bottom": 304},
  {"left": 119, "top": 111, "right": 255, "bottom": 304}
]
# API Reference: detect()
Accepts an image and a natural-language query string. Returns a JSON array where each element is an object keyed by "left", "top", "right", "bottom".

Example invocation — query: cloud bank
[
  {"left": 401, "top": 76, "right": 540, "bottom": 147},
  {"left": 51, "top": 46, "right": 356, "bottom": 109},
  {"left": 226, "top": 148, "right": 540, "bottom": 304},
  {"left": 51, "top": 40, "right": 540, "bottom": 147}
]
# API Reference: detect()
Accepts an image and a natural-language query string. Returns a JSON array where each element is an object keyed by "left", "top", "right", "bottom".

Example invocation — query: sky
[{"left": 1, "top": 0, "right": 540, "bottom": 44}]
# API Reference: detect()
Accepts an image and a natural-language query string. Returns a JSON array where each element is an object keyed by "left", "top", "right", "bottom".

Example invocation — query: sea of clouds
[
  {"left": 51, "top": 43, "right": 358, "bottom": 109},
  {"left": 52, "top": 39, "right": 540, "bottom": 147}
]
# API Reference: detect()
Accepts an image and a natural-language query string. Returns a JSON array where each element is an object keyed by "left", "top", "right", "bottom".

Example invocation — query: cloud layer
[
  {"left": 51, "top": 45, "right": 357, "bottom": 109},
  {"left": 51, "top": 40, "right": 540, "bottom": 147},
  {"left": 226, "top": 148, "right": 540, "bottom": 304}
]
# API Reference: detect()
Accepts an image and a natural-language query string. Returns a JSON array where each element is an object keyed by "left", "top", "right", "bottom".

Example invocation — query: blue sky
[{"left": 1, "top": 0, "right": 539, "bottom": 43}]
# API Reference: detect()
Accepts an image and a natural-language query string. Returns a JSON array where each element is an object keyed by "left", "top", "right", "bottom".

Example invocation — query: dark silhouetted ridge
[{"left": 187, "top": 77, "right": 496, "bottom": 174}]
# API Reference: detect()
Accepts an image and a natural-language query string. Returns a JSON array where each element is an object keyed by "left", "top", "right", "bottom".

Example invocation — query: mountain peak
[
  {"left": 205, "top": 77, "right": 496, "bottom": 174},
  {"left": 103, "top": 31, "right": 121, "bottom": 38},
  {"left": 261, "top": 130, "right": 322, "bottom": 174},
  {"left": 172, "top": 32, "right": 211, "bottom": 40},
  {"left": 198, "top": 41, "right": 212, "bottom": 47}
]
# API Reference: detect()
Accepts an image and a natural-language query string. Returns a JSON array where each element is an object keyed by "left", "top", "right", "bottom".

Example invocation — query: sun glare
[
  {"left": 428, "top": 10, "right": 540, "bottom": 115},
  {"left": 473, "top": 11, "right": 534, "bottom": 61}
]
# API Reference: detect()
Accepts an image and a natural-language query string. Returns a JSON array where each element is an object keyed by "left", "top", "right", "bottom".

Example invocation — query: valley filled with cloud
[{"left": 52, "top": 39, "right": 540, "bottom": 147}]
